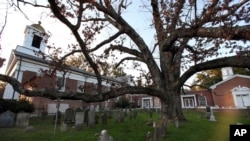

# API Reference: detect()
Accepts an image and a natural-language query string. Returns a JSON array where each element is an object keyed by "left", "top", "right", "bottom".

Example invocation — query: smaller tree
[
  {"left": 193, "top": 67, "right": 250, "bottom": 90},
  {"left": 115, "top": 97, "right": 129, "bottom": 108}
]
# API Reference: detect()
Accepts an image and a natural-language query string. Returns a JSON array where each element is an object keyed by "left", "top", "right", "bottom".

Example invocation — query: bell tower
[
  {"left": 221, "top": 67, "right": 234, "bottom": 80},
  {"left": 16, "top": 22, "right": 49, "bottom": 56}
]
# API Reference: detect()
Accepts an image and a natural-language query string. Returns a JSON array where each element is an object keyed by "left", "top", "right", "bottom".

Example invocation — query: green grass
[{"left": 0, "top": 109, "right": 250, "bottom": 141}]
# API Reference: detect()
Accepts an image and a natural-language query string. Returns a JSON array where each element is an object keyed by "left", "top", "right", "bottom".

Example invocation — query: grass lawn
[{"left": 0, "top": 109, "right": 250, "bottom": 141}]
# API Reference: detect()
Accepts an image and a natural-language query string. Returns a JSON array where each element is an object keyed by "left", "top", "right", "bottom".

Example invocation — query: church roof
[{"left": 210, "top": 74, "right": 250, "bottom": 89}]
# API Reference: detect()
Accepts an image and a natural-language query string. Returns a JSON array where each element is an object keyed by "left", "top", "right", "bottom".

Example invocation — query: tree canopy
[{"left": 1, "top": 0, "right": 250, "bottom": 123}]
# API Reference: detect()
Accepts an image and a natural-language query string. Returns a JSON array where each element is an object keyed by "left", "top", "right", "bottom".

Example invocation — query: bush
[
  {"left": 0, "top": 98, "right": 34, "bottom": 113},
  {"left": 115, "top": 97, "right": 130, "bottom": 108}
]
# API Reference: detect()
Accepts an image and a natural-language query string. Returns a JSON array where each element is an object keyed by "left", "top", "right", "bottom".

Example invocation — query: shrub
[
  {"left": 0, "top": 98, "right": 34, "bottom": 113},
  {"left": 115, "top": 97, "right": 130, "bottom": 108}
]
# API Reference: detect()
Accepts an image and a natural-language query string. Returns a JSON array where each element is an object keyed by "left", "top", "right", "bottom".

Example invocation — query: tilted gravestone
[
  {"left": 0, "top": 110, "right": 16, "bottom": 127},
  {"left": 15, "top": 112, "right": 30, "bottom": 127},
  {"left": 64, "top": 108, "right": 75, "bottom": 124}
]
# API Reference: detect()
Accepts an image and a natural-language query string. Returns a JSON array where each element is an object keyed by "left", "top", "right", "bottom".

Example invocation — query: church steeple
[{"left": 16, "top": 22, "right": 49, "bottom": 56}]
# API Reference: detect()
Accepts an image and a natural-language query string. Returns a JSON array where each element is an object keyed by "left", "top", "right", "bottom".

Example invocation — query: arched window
[{"left": 198, "top": 95, "right": 207, "bottom": 106}]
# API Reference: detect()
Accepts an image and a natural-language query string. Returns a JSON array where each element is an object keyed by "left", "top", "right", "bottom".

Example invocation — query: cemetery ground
[{"left": 0, "top": 109, "right": 250, "bottom": 141}]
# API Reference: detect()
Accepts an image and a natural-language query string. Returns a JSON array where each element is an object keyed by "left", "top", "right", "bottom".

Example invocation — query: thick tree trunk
[{"left": 160, "top": 89, "right": 186, "bottom": 121}]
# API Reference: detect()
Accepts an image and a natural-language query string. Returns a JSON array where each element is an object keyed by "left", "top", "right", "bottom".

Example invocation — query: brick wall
[{"left": 212, "top": 76, "right": 250, "bottom": 108}]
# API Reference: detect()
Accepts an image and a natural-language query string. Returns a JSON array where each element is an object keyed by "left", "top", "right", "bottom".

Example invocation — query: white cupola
[
  {"left": 16, "top": 22, "right": 49, "bottom": 56},
  {"left": 221, "top": 67, "right": 234, "bottom": 80}
]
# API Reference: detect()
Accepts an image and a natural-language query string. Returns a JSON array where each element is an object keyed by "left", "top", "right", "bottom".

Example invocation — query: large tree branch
[
  {"left": 88, "top": 30, "right": 124, "bottom": 52},
  {"left": 162, "top": 25, "right": 250, "bottom": 51},
  {"left": 116, "top": 57, "right": 144, "bottom": 68},
  {"left": 0, "top": 74, "right": 165, "bottom": 102},
  {"left": 104, "top": 45, "right": 143, "bottom": 59},
  {"left": 176, "top": 56, "right": 250, "bottom": 88}
]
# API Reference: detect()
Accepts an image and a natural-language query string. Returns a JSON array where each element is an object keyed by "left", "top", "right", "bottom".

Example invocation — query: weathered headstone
[
  {"left": 15, "top": 112, "right": 30, "bottom": 127},
  {"left": 98, "top": 130, "right": 113, "bottom": 141},
  {"left": 60, "top": 122, "right": 67, "bottom": 132},
  {"left": 95, "top": 114, "right": 99, "bottom": 124},
  {"left": 40, "top": 111, "right": 48, "bottom": 119},
  {"left": 84, "top": 109, "right": 89, "bottom": 126},
  {"left": 119, "top": 110, "right": 124, "bottom": 122},
  {"left": 146, "top": 131, "right": 152, "bottom": 141},
  {"left": 24, "top": 126, "right": 34, "bottom": 132},
  {"left": 113, "top": 111, "right": 119, "bottom": 123},
  {"left": 205, "top": 106, "right": 211, "bottom": 119},
  {"left": 154, "top": 125, "right": 161, "bottom": 141},
  {"left": 0, "top": 110, "right": 16, "bottom": 127},
  {"left": 101, "top": 112, "right": 108, "bottom": 125},
  {"left": 88, "top": 105, "right": 95, "bottom": 127},
  {"left": 133, "top": 109, "right": 137, "bottom": 119},
  {"left": 95, "top": 105, "right": 100, "bottom": 112},
  {"left": 107, "top": 110, "right": 112, "bottom": 119},
  {"left": 64, "top": 108, "right": 74, "bottom": 124},
  {"left": 75, "top": 111, "right": 84, "bottom": 127},
  {"left": 174, "top": 116, "right": 179, "bottom": 128}
]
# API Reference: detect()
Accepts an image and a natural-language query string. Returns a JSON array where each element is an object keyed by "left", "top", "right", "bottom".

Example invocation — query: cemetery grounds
[{"left": 0, "top": 109, "right": 250, "bottom": 141}]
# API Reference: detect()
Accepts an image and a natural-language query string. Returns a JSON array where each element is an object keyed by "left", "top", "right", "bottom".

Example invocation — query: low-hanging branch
[{"left": 0, "top": 74, "right": 165, "bottom": 102}]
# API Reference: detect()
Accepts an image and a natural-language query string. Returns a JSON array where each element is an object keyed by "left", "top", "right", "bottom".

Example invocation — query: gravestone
[
  {"left": 146, "top": 131, "right": 153, "bottom": 141},
  {"left": 133, "top": 109, "right": 137, "bottom": 119},
  {"left": 0, "top": 110, "right": 16, "bottom": 127},
  {"left": 84, "top": 109, "right": 89, "bottom": 126},
  {"left": 95, "top": 105, "right": 100, "bottom": 112},
  {"left": 205, "top": 106, "right": 211, "bottom": 119},
  {"left": 209, "top": 108, "right": 216, "bottom": 122},
  {"left": 119, "top": 110, "right": 124, "bottom": 122},
  {"left": 24, "top": 126, "right": 34, "bottom": 132},
  {"left": 101, "top": 112, "right": 108, "bottom": 125},
  {"left": 64, "top": 108, "right": 74, "bottom": 124},
  {"left": 40, "top": 111, "right": 48, "bottom": 119},
  {"left": 95, "top": 114, "right": 99, "bottom": 124},
  {"left": 15, "top": 112, "right": 30, "bottom": 127},
  {"left": 154, "top": 125, "right": 161, "bottom": 141},
  {"left": 60, "top": 122, "right": 67, "bottom": 132},
  {"left": 88, "top": 105, "right": 95, "bottom": 127},
  {"left": 174, "top": 116, "right": 179, "bottom": 128},
  {"left": 75, "top": 111, "right": 84, "bottom": 127},
  {"left": 113, "top": 111, "right": 119, "bottom": 123},
  {"left": 98, "top": 129, "right": 113, "bottom": 141},
  {"left": 107, "top": 110, "right": 112, "bottom": 119}
]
